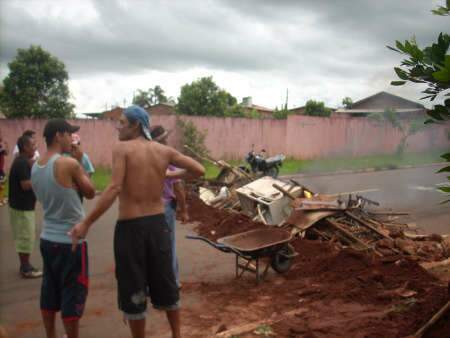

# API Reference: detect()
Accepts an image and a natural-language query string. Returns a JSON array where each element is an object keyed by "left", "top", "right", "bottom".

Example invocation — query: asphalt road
[
  {"left": 0, "top": 165, "right": 448, "bottom": 337},
  {"left": 288, "top": 164, "right": 450, "bottom": 235}
]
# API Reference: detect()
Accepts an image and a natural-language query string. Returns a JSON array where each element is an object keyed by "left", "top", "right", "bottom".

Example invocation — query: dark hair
[
  {"left": 43, "top": 119, "right": 79, "bottom": 146},
  {"left": 150, "top": 125, "right": 166, "bottom": 139},
  {"left": 22, "top": 129, "right": 36, "bottom": 137},
  {"left": 17, "top": 135, "right": 32, "bottom": 153}
]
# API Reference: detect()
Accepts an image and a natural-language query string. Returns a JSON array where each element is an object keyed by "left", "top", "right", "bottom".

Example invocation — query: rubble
[
  {"left": 181, "top": 158, "right": 450, "bottom": 336},
  {"left": 186, "top": 172, "right": 450, "bottom": 264}
]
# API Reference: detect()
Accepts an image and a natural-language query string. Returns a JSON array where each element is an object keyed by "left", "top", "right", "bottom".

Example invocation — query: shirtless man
[{"left": 69, "top": 105, "right": 205, "bottom": 338}]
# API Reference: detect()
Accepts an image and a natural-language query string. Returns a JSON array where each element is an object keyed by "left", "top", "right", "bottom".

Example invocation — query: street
[{"left": 0, "top": 165, "right": 449, "bottom": 337}]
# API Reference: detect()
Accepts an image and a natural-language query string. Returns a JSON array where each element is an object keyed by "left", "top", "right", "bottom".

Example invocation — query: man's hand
[
  {"left": 71, "top": 144, "right": 84, "bottom": 162},
  {"left": 179, "top": 209, "right": 189, "bottom": 223},
  {"left": 166, "top": 168, "right": 186, "bottom": 179},
  {"left": 68, "top": 221, "right": 89, "bottom": 252}
]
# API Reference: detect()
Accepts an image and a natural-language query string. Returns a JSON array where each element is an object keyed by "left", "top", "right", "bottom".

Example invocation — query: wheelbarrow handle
[{"left": 186, "top": 234, "right": 241, "bottom": 255}]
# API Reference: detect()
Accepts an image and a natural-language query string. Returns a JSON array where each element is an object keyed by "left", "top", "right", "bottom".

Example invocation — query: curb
[{"left": 281, "top": 162, "right": 448, "bottom": 179}]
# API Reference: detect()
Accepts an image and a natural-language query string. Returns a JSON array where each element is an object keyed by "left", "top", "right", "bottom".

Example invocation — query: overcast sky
[{"left": 0, "top": 0, "right": 448, "bottom": 115}]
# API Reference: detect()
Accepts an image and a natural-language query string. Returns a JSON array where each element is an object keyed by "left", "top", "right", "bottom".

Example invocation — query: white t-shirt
[{"left": 13, "top": 144, "right": 40, "bottom": 161}]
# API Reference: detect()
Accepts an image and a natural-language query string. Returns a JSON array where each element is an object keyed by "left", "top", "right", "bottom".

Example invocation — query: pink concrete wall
[
  {"left": 177, "top": 116, "right": 287, "bottom": 160},
  {"left": 286, "top": 115, "right": 450, "bottom": 159},
  {"left": 1, "top": 116, "right": 449, "bottom": 171}
]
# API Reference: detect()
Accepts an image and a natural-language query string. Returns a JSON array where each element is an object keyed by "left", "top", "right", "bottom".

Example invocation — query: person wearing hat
[
  {"left": 151, "top": 125, "right": 189, "bottom": 290},
  {"left": 31, "top": 119, "right": 96, "bottom": 338},
  {"left": 69, "top": 105, "right": 205, "bottom": 338}
]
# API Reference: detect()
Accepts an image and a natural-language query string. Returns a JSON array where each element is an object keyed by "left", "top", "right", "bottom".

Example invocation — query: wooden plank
[
  {"left": 413, "top": 301, "right": 450, "bottom": 338},
  {"left": 345, "top": 211, "right": 391, "bottom": 240},
  {"left": 325, "top": 219, "right": 384, "bottom": 257},
  {"left": 325, "top": 219, "right": 372, "bottom": 250},
  {"left": 272, "top": 183, "right": 296, "bottom": 200},
  {"left": 215, "top": 308, "right": 308, "bottom": 337}
]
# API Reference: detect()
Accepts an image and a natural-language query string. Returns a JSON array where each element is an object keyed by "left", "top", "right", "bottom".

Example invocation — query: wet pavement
[
  {"left": 0, "top": 165, "right": 449, "bottom": 337},
  {"left": 289, "top": 165, "right": 450, "bottom": 234}
]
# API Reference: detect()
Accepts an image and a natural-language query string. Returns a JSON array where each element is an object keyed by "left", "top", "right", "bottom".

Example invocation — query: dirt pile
[
  {"left": 182, "top": 191, "right": 449, "bottom": 337},
  {"left": 182, "top": 238, "right": 449, "bottom": 337},
  {"left": 184, "top": 192, "right": 266, "bottom": 241}
]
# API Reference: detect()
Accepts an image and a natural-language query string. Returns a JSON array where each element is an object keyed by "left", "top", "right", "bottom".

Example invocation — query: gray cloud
[{"left": 0, "top": 0, "right": 448, "bottom": 111}]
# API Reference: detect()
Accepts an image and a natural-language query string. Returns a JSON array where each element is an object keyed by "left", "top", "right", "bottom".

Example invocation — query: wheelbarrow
[{"left": 187, "top": 228, "right": 297, "bottom": 284}]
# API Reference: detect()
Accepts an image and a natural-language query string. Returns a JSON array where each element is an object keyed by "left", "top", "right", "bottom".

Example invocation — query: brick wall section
[{"left": 1, "top": 115, "right": 449, "bottom": 171}]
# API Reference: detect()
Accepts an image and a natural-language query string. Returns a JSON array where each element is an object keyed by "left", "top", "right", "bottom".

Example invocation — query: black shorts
[
  {"left": 40, "top": 239, "right": 89, "bottom": 321},
  {"left": 114, "top": 214, "right": 179, "bottom": 317}
]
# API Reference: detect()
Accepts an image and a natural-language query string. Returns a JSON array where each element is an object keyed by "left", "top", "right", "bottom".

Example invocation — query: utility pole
[{"left": 285, "top": 88, "right": 289, "bottom": 110}]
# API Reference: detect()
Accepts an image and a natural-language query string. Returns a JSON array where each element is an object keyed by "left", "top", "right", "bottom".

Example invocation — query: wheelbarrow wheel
[{"left": 271, "top": 244, "right": 295, "bottom": 273}]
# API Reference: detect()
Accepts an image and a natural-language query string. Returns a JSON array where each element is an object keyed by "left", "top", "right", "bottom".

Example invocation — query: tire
[
  {"left": 264, "top": 166, "right": 279, "bottom": 178},
  {"left": 270, "top": 244, "right": 295, "bottom": 274}
]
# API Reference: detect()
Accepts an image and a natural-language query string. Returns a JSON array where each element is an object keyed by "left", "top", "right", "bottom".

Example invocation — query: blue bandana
[{"left": 123, "top": 105, "right": 152, "bottom": 140}]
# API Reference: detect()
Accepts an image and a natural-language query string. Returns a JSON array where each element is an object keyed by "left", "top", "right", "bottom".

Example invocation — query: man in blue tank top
[
  {"left": 69, "top": 106, "right": 205, "bottom": 338},
  {"left": 31, "top": 119, "right": 96, "bottom": 338}
]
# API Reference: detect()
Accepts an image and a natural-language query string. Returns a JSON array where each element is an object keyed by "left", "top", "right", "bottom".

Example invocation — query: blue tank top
[{"left": 31, "top": 154, "right": 85, "bottom": 244}]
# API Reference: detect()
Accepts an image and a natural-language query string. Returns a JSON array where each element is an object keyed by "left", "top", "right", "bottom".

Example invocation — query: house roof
[
  {"left": 250, "top": 104, "right": 273, "bottom": 112},
  {"left": 149, "top": 102, "right": 175, "bottom": 108},
  {"left": 334, "top": 108, "right": 424, "bottom": 114},
  {"left": 83, "top": 112, "right": 104, "bottom": 118},
  {"left": 288, "top": 105, "right": 336, "bottom": 114},
  {"left": 351, "top": 91, "right": 424, "bottom": 109}
]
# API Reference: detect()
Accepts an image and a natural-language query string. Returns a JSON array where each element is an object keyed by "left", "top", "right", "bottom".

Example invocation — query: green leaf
[
  {"left": 439, "top": 199, "right": 450, "bottom": 205},
  {"left": 433, "top": 68, "right": 450, "bottom": 82},
  {"left": 394, "top": 67, "right": 408, "bottom": 80},
  {"left": 441, "top": 153, "right": 450, "bottom": 161},
  {"left": 427, "top": 110, "right": 443, "bottom": 121},
  {"left": 437, "top": 166, "right": 450, "bottom": 173},
  {"left": 424, "top": 118, "right": 435, "bottom": 124},
  {"left": 395, "top": 40, "right": 406, "bottom": 53},
  {"left": 435, "top": 105, "right": 449, "bottom": 114},
  {"left": 391, "top": 81, "right": 406, "bottom": 86},
  {"left": 438, "top": 186, "right": 450, "bottom": 193},
  {"left": 387, "top": 45, "right": 400, "bottom": 53}
]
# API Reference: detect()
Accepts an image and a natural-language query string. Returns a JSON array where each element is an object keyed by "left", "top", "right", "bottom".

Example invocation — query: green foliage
[
  {"left": 224, "top": 104, "right": 245, "bottom": 118},
  {"left": 176, "top": 118, "right": 209, "bottom": 158},
  {"left": 253, "top": 324, "right": 274, "bottom": 336},
  {"left": 342, "top": 97, "right": 353, "bottom": 109},
  {"left": 132, "top": 85, "right": 168, "bottom": 109},
  {"left": 245, "top": 109, "right": 263, "bottom": 119},
  {"left": 272, "top": 107, "right": 291, "bottom": 119},
  {"left": 389, "top": 1, "right": 450, "bottom": 200},
  {"left": 369, "top": 109, "right": 428, "bottom": 156},
  {"left": 176, "top": 76, "right": 237, "bottom": 116},
  {"left": 304, "top": 99, "right": 332, "bottom": 117},
  {"left": 432, "top": 0, "right": 450, "bottom": 15},
  {"left": 0, "top": 45, "right": 74, "bottom": 118}
]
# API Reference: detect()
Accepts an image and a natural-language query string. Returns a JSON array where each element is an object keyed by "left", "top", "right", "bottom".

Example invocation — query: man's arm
[
  {"left": 173, "top": 181, "right": 189, "bottom": 222},
  {"left": 69, "top": 144, "right": 127, "bottom": 249},
  {"left": 20, "top": 180, "right": 33, "bottom": 191},
  {"left": 168, "top": 148, "right": 205, "bottom": 179},
  {"left": 71, "top": 160, "right": 96, "bottom": 199}
]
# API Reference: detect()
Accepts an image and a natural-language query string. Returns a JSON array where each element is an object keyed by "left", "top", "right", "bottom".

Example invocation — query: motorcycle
[{"left": 241, "top": 148, "right": 285, "bottom": 178}]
